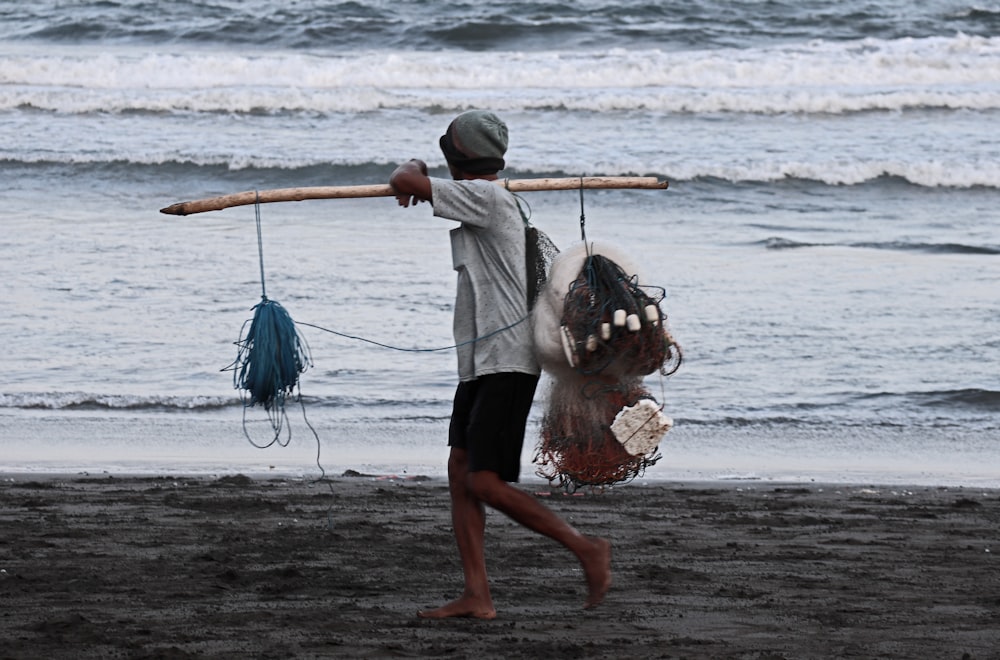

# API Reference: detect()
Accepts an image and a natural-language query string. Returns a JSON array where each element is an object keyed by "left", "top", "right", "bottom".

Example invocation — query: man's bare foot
[
  {"left": 582, "top": 537, "right": 612, "bottom": 609},
  {"left": 417, "top": 596, "right": 496, "bottom": 620}
]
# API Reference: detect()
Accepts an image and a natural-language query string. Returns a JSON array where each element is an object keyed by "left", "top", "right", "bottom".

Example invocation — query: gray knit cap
[{"left": 439, "top": 110, "right": 508, "bottom": 174}]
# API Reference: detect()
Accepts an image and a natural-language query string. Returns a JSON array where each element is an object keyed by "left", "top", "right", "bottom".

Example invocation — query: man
[{"left": 389, "top": 110, "right": 611, "bottom": 619}]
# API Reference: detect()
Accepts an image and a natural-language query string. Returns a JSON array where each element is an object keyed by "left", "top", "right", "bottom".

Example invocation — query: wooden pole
[{"left": 159, "top": 176, "right": 668, "bottom": 216}]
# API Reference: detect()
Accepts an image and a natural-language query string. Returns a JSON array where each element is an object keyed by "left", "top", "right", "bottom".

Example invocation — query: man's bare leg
[
  {"left": 417, "top": 448, "right": 496, "bottom": 619},
  {"left": 468, "top": 471, "right": 612, "bottom": 609}
]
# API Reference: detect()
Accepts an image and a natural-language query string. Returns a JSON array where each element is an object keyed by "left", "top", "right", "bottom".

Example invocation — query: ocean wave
[
  {"left": 857, "top": 388, "right": 1000, "bottom": 412},
  {"left": 676, "top": 416, "right": 913, "bottom": 429},
  {"left": 8, "top": 156, "right": 1000, "bottom": 191},
  {"left": 853, "top": 241, "right": 1000, "bottom": 255},
  {"left": 6, "top": 86, "right": 999, "bottom": 117},
  {"left": 677, "top": 388, "right": 1000, "bottom": 428},
  {"left": 761, "top": 237, "right": 1000, "bottom": 255},
  {"left": 683, "top": 163, "right": 1000, "bottom": 189},
  {"left": 5, "top": 0, "right": 999, "bottom": 51},
  {"left": 0, "top": 391, "right": 451, "bottom": 415},
  {"left": 0, "top": 392, "right": 237, "bottom": 412},
  {"left": 2, "top": 35, "right": 998, "bottom": 116}
]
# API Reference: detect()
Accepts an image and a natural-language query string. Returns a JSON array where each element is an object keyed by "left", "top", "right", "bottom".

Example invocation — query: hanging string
[
  {"left": 224, "top": 197, "right": 337, "bottom": 525},
  {"left": 297, "top": 316, "right": 527, "bottom": 352},
  {"left": 291, "top": 179, "right": 548, "bottom": 352},
  {"left": 232, "top": 192, "right": 306, "bottom": 439},
  {"left": 579, "top": 176, "right": 587, "bottom": 242},
  {"left": 255, "top": 191, "right": 267, "bottom": 300}
]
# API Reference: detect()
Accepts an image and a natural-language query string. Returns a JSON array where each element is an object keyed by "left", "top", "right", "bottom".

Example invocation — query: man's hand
[{"left": 389, "top": 159, "right": 432, "bottom": 207}]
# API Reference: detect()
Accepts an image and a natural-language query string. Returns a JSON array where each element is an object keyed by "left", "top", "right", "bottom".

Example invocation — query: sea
[{"left": 2, "top": 0, "right": 999, "bottom": 487}]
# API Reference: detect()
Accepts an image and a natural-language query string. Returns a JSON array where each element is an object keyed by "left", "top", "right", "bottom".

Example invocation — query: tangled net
[
  {"left": 230, "top": 296, "right": 312, "bottom": 447},
  {"left": 533, "top": 242, "right": 681, "bottom": 490},
  {"left": 557, "top": 253, "right": 681, "bottom": 379}
]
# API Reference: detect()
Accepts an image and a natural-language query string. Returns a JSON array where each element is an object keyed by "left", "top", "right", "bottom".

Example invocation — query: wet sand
[{"left": 1, "top": 473, "right": 998, "bottom": 659}]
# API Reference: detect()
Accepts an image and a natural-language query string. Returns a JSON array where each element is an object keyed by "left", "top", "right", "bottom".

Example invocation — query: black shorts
[{"left": 448, "top": 372, "right": 540, "bottom": 483}]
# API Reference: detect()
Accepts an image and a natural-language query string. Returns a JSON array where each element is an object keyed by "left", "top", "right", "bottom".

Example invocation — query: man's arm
[{"left": 389, "top": 159, "right": 433, "bottom": 208}]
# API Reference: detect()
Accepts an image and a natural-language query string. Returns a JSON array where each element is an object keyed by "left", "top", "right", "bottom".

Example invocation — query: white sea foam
[
  {"left": 6, "top": 85, "right": 1000, "bottom": 115},
  {"left": 5, "top": 144, "right": 999, "bottom": 188},
  {"left": 3, "top": 35, "right": 999, "bottom": 115},
  {"left": 0, "top": 391, "right": 234, "bottom": 411},
  {"left": 664, "top": 159, "right": 1000, "bottom": 188}
]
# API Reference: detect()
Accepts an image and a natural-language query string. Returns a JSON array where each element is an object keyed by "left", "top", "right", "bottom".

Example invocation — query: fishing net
[
  {"left": 516, "top": 191, "right": 560, "bottom": 311},
  {"left": 557, "top": 253, "right": 681, "bottom": 379},
  {"left": 525, "top": 224, "right": 560, "bottom": 310},
  {"left": 231, "top": 296, "right": 311, "bottom": 443},
  {"left": 532, "top": 241, "right": 681, "bottom": 490},
  {"left": 224, "top": 196, "right": 314, "bottom": 450}
]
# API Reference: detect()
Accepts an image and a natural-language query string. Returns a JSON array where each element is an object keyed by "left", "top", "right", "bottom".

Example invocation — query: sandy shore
[{"left": 1, "top": 473, "right": 998, "bottom": 659}]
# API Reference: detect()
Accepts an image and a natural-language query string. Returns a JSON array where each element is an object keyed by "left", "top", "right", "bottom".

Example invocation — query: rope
[
  {"left": 232, "top": 197, "right": 335, "bottom": 524},
  {"left": 297, "top": 315, "right": 528, "bottom": 353},
  {"left": 298, "top": 179, "right": 537, "bottom": 354},
  {"left": 254, "top": 191, "right": 267, "bottom": 301}
]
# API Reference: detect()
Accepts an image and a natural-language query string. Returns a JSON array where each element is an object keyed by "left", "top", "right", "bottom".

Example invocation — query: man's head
[{"left": 439, "top": 110, "right": 508, "bottom": 177}]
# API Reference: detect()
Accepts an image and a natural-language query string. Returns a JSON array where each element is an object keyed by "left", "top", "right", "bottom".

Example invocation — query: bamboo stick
[{"left": 159, "top": 176, "right": 668, "bottom": 216}]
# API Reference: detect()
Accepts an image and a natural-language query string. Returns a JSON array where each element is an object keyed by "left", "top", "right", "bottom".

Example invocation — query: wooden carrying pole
[{"left": 159, "top": 176, "right": 668, "bottom": 216}]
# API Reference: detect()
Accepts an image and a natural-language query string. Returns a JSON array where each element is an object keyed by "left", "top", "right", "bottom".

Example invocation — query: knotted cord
[{"left": 225, "top": 196, "right": 333, "bottom": 518}]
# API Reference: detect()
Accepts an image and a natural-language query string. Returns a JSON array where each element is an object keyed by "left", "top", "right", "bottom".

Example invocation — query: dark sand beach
[{"left": 1, "top": 473, "right": 998, "bottom": 659}]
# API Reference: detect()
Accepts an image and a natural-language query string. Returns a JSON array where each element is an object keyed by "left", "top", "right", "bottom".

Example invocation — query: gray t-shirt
[{"left": 430, "top": 178, "right": 540, "bottom": 381}]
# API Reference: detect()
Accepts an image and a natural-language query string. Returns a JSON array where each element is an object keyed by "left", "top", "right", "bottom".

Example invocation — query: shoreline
[
  {"left": 2, "top": 474, "right": 997, "bottom": 659},
  {"left": 5, "top": 411, "right": 1000, "bottom": 490},
  {"left": 4, "top": 469, "right": 1000, "bottom": 494}
]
